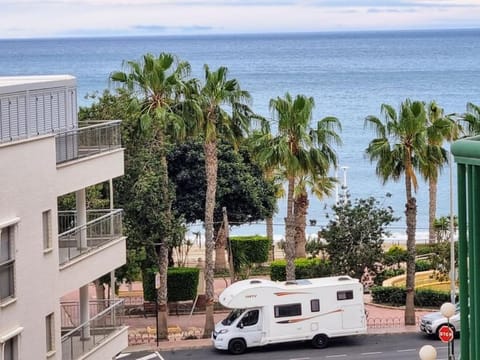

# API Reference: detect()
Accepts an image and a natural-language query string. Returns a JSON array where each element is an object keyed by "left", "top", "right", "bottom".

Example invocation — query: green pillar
[{"left": 457, "top": 163, "right": 469, "bottom": 359}]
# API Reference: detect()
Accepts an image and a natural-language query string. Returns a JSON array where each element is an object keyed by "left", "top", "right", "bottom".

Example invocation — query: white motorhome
[{"left": 212, "top": 276, "right": 367, "bottom": 354}]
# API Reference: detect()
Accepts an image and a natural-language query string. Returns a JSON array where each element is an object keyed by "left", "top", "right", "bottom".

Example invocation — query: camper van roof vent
[
  {"left": 285, "top": 280, "right": 297, "bottom": 285},
  {"left": 338, "top": 276, "right": 351, "bottom": 281},
  {"left": 250, "top": 280, "right": 262, "bottom": 284}
]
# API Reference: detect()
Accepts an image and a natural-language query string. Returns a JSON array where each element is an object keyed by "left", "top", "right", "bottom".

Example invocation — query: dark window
[
  {"left": 0, "top": 225, "right": 15, "bottom": 301},
  {"left": 274, "top": 303, "right": 302, "bottom": 318},
  {"left": 310, "top": 299, "right": 320, "bottom": 312},
  {"left": 241, "top": 309, "right": 259, "bottom": 327},
  {"left": 337, "top": 290, "right": 354, "bottom": 300}
]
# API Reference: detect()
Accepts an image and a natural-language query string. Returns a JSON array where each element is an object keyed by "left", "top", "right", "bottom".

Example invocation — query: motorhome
[{"left": 212, "top": 276, "right": 367, "bottom": 354}]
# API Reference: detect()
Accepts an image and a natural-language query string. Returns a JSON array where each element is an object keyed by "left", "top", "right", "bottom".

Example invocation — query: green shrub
[
  {"left": 167, "top": 267, "right": 199, "bottom": 302},
  {"left": 415, "top": 259, "right": 434, "bottom": 272},
  {"left": 374, "top": 268, "right": 405, "bottom": 286},
  {"left": 142, "top": 269, "right": 157, "bottom": 302},
  {"left": 371, "top": 286, "right": 450, "bottom": 307},
  {"left": 230, "top": 236, "right": 270, "bottom": 278},
  {"left": 270, "top": 258, "right": 332, "bottom": 281}
]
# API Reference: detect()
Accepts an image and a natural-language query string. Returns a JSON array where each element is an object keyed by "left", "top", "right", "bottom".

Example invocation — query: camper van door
[{"left": 238, "top": 309, "right": 263, "bottom": 346}]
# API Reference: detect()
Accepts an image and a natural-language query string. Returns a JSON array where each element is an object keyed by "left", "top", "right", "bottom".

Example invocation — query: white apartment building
[{"left": 0, "top": 75, "right": 128, "bottom": 360}]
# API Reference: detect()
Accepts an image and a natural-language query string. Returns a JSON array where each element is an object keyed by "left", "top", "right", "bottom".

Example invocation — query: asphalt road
[{"left": 118, "top": 333, "right": 456, "bottom": 360}]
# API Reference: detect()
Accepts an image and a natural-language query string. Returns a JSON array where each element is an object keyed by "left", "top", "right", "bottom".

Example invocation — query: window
[
  {"left": 42, "top": 210, "right": 52, "bottom": 251},
  {"left": 45, "top": 313, "right": 55, "bottom": 353},
  {"left": 310, "top": 299, "right": 320, "bottom": 312},
  {"left": 3, "top": 336, "right": 18, "bottom": 360},
  {"left": 337, "top": 290, "right": 354, "bottom": 301},
  {"left": 240, "top": 310, "right": 259, "bottom": 327},
  {"left": 0, "top": 226, "right": 15, "bottom": 302},
  {"left": 274, "top": 303, "right": 302, "bottom": 318}
]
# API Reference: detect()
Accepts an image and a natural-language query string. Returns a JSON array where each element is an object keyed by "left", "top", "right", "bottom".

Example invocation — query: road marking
[
  {"left": 361, "top": 352, "right": 382, "bottom": 355},
  {"left": 116, "top": 355, "right": 130, "bottom": 359},
  {"left": 154, "top": 351, "right": 165, "bottom": 360},
  {"left": 397, "top": 349, "right": 416, "bottom": 352},
  {"left": 290, "top": 358, "right": 310, "bottom": 360},
  {"left": 326, "top": 355, "right": 347, "bottom": 358},
  {"left": 136, "top": 354, "right": 160, "bottom": 360}
]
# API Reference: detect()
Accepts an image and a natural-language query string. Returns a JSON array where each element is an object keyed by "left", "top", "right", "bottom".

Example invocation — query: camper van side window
[
  {"left": 310, "top": 299, "right": 320, "bottom": 312},
  {"left": 337, "top": 290, "right": 354, "bottom": 300},
  {"left": 274, "top": 303, "right": 302, "bottom": 318}
]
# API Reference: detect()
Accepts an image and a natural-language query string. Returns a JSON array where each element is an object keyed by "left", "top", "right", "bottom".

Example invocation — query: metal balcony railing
[
  {"left": 61, "top": 299, "right": 125, "bottom": 360},
  {"left": 58, "top": 209, "right": 123, "bottom": 265},
  {"left": 55, "top": 120, "right": 121, "bottom": 164}
]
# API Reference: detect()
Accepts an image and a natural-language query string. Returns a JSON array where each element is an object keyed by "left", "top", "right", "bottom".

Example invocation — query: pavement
[{"left": 121, "top": 278, "right": 435, "bottom": 353}]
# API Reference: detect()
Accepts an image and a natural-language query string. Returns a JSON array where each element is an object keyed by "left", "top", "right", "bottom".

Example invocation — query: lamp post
[
  {"left": 341, "top": 166, "right": 349, "bottom": 203},
  {"left": 441, "top": 302, "right": 456, "bottom": 360},
  {"left": 419, "top": 344, "right": 437, "bottom": 360}
]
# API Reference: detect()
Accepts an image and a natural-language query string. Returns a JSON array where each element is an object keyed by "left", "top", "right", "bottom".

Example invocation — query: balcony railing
[
  {"left": 58, "top": 209, "right": 123, "bottom": 266},
  {"left": 55, "top": 120, "right": 121, "bottom": 164},
  {"left": 61, "top": 299, "right": 125, "bottom": 360}
]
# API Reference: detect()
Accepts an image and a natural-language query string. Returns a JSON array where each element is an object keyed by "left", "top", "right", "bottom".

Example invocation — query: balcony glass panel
[
  {"left": 60, "top": 299, "right": 125, "bottom": 360},
  {"left": 58, "top": 209, "right": 123, "bottom": 265},
  {"left": 55, "top": 120, "right": 121, "bottom": 164}
]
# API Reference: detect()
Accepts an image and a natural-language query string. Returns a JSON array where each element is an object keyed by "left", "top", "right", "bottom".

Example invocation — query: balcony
[
  {"left": 58, "top": 209, "right": 123, "bottom": 266},
  {"left": 55, "top": 121, "right": 121, "bottom": 165},
  {"left": 58, "top": 210, "right": 126, "bottom": 294},
  {"left": 55, "top": 121, "right": 124, "bottom": 196},
  {"left": 61, "top": 299, "right": 128, "bottom": 360}
]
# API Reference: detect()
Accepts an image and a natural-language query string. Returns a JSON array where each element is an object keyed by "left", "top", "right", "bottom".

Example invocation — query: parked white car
[{"left": 419, "top": 304, "right": 460, "bottom": 338}]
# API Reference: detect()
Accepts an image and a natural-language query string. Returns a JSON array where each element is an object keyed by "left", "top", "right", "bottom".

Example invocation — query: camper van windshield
[{"left": 222, "top": 308, "right": 245, "bottom": 326}]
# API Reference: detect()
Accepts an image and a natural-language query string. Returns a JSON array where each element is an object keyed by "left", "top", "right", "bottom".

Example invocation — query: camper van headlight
[{"left": 217, "top": 329, "right": 229, "bottom": 334}]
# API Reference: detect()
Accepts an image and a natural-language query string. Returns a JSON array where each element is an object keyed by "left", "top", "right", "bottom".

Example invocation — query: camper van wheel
[
  {"left": 228, "top": 338, "right": 246, "bottom": 355},
  {"left": 312, "top": 334, "right": 329, "bottom": 349}
]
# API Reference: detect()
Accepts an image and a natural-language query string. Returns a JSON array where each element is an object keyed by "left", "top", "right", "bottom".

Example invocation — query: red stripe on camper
[
  {"left": 275, "top": 309, "right": 343, "bottom": 324},
  {"left": 274, "top": 292, "right": 309, "bottom": 296}
]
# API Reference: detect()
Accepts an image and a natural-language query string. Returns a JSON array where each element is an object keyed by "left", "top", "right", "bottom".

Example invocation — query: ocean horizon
[{"left": 2, "top": 28, "right": 479, "bottom": 239}]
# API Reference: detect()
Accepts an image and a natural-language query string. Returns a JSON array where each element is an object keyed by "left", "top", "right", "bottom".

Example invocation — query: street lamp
[
  {"left": 341, "top": 166, "right": 349, "bottom": 202},
  {"left": 441, "top": 302, "right": 456, "bottom": 360},
  {"left": 419, "top": 344, "right": 437, "bottom": 360}
]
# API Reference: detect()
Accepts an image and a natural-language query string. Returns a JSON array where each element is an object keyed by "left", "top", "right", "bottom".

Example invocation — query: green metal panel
[{"left": 457, "top": 163, "right": 469, "bottom": 359}]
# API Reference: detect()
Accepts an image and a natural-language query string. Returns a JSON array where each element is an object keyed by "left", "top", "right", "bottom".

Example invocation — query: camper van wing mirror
[{"left": 238, "top": 321, "right": 244, "bottom": 329}]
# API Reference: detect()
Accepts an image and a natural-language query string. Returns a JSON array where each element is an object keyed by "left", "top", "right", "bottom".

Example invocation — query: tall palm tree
[
  {"left": 421, "top": 101, "right": 459, "bottom": 244},
  {"left": 256, "top": 93, "right": 340, "bottom": 280},
  {"left": 110, "top": 52, "right": 190, "bottom": 339},
  {"left": 460, "top": 102, "right": 480, "bottom": 136},
  {"left": 189, "top": 65, "right": 257, "bottom": 337},
  {"left": 365, "top": 99, "right": 427, "bottom": 325}
]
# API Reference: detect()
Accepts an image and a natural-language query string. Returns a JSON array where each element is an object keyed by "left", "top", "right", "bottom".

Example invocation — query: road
[{"left": 117, "top": 333, "right": 456, "bottom": 359}]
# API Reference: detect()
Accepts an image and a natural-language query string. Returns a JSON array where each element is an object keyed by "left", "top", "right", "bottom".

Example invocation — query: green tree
[
  {"left": 187, "top": 65, "right": 258, "bottom": 337},
  {"left": 321, "top": 197, "right": 398, "bottom": 279},
  {"left": 110, "top": 52, "right": 191, "bottom": 339},
  {"left": 365, "top": 99, "right": 428, "bottom": 325},
  {"left": 459, "top": 102, "right": 480, "bottom": 135},
  {"left": 254, "top": 93, "right": 340, "bottom": 280}
]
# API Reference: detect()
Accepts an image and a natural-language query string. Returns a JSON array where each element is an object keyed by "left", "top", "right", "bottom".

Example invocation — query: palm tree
[
  {"left": 421, "top": 101, "right": 459, "bottom": 244},
  {"left": 460, "top": 102, "right": 480, "bottom": 136},
  {"left": 365, "top": 99, "right": 427, "bottom": 325},
  {"left": 256, "top": 93, "right": 340, "bottom": 280},
  {"left": 189, "top": 65, "right": 257, "bottom": 338},
  {"left": 110, "top": 52, "right": 190, "bottom": 340}
]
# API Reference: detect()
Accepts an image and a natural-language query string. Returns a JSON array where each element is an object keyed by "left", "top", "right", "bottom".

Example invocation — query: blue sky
[{"left": 1, "top": 0, "right": 479, "bottom": 39}]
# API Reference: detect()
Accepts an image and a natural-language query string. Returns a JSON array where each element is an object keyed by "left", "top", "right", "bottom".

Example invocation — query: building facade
[{"left": 0, "top": 75, "right": 127, "bottom": 360}]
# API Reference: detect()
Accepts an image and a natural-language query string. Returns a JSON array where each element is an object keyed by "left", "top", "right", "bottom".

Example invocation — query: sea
[{"left": 2, "top": 29, "right": 480, "bottom": 243}]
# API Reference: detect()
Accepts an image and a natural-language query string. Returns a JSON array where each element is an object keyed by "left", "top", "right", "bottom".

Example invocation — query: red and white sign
[{"left": 438, "top": 325, "right": 454, "bottom": 343}]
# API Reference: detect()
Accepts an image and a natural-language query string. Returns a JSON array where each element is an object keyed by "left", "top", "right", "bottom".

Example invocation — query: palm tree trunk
[
  {"left": 294, "top": 192, "right": 308, "bottom": 258},
  {"left": 203, "top": 140, "right": 217, "bottom": 338},
  {"left": 404, "top": 167, "right": 417, "bottom": 326},
  {"left": 215, "top": 225, "right": 228, "bottom": 271},
  {"left": 266, "top": 217, "right": 274, "bottom": 261},
  {"left": 157, "top": 242, "right": 169, "bottom": 340},
  {"left": 285, "top": 176, "right": 296, "bottom": 281},
  {"left": 428, "top": 177, "right": 438, "bottom": 244}
]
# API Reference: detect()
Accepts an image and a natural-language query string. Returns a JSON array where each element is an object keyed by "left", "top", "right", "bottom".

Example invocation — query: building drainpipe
[{"left": 76, "top": 189, "right": 90, "bottom": 340}]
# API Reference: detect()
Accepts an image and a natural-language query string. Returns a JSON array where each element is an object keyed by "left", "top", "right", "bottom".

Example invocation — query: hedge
[
  {"left": 143, "top": 267, "right": 200, "bottom": 302},
  {"left": 371, "top": 286, "right": 450, "bottom": 307},
  {"left": 270, "top": 258, "right": 332, "bottom": 281},
  {"left": 230, "top": 236, "right": 270, "bottom": 272}
]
